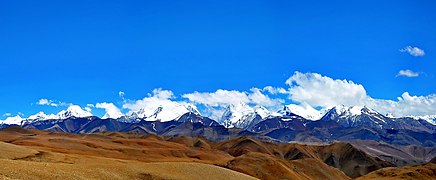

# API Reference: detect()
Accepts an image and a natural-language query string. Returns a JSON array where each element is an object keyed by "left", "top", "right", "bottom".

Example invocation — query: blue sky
[{"left": 1, "top": 0, "right": 435, "bottom": 118}]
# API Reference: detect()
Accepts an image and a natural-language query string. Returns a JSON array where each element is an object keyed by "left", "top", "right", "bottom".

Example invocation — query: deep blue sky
[{"left": 1, "top": 0, "right": 435, "bottom": 117}]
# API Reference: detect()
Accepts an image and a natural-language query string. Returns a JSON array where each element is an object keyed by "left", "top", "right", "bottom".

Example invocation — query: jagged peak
[
  {"left": 327, "top": 105, "right": 381, "bottom": 117},
  {"left": 123, "top": 103, "right": 201, "bottom": 122},
  {"left": 57, "top": 105, "right": 93, "bottom": 119},
  {"left": 220, "top": 103, "right": 271, "bottom": 128},
  {"left": 27, "top": 111, "right": 58, "bottom": 121}
]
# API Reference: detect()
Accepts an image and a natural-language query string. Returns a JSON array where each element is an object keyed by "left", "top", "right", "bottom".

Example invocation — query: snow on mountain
[
  {"left": 331, "top": 105, "right": 364, "bottom": 117},
  {"left": 1, "top": 115, "right": 24, "bottom": 125},
  {"left": 124, "top": 103, "right": 200, "bottom": 122},
  {"left": 101, "top": 110, "right": 123, "bottom": 119},
  {"left": 27, "top": 111, "right": 58, "bottom": 121},
  {"left": 95, "top": 102, "right": 124, "bottom": 119},
  {"left": 1, "top": 107, "right": 92, "bottom": 125},
  {"left": 56, "top": 105, "right": 93, "bottom": 119},
  {"left": 278, "top": 103, "right": 324, "bottom": 120},
  {"left": 254, "top": 106, "right": 272, "bottom": 119},
  {"left": 407, "top": 115, "right": 436, "bottom": 125},
  {"left": 385, "top": 113, "right": 395, "bottom": 118},
  {"left": 321, "top": 105, "right": 388, "bottom": 128},
  {"left": 220, "top": 103, "right": 270, "bottom": 128}
]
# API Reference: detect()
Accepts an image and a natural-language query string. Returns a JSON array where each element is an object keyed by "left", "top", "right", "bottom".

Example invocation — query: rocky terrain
[{"left": 2, "top": 126, "right": 434, "bottom": 179}]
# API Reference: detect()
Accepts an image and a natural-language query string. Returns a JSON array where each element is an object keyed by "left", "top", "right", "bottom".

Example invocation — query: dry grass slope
[
  {"left": 356, "top": 163, "right": 436, "bottom": 180},
  {"left": 0, "top": 155, "right": 257, "bottom": 180},
  {"left": 0, "top": 127, "right": 409, "bottom": 179}
]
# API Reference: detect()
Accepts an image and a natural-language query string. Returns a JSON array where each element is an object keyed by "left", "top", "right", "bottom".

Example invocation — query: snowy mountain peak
[
  {"left": 57, "top": 105, "right": 93, "bottom": 119},
  {"left": 279, "top": 104, "right": 324, "bottom": 120},
  {"left": 221, "top": 103, "right": 269, "bottom": 128},
  {"left": 27, "top": 111, "right": 48, "bottom": 121},
  {"left": 328, "top": 105, "right": 380, "bottom": 118},
  {"left": 27, "top": 111, "right": 58, "bottom": 121},
  {"left": 101, "top": 111, "right": 123, "bottom": 119},
  {"left": 124, "top": 103, "right": 200, "bottom": 122},
  {"left": 322, "top": 105, "right": 387, "bottom": 128},
  {"left": 330, "top": 104, "right": 350, "bottom": 116},
  {"left": 150, "top": 106, "right": 163, "bottom": 119},
  {"left": 185, "top": 104, "right": 201, "bottom": 115},
  {"left": 253, "top": 106, "right": 271, "bottom": 119},
  {"left": 1, "top": 115, "right": 24, "bottom": 125},
  {"left": 407, "top": 115, "right": 436, "bottom": 125}
]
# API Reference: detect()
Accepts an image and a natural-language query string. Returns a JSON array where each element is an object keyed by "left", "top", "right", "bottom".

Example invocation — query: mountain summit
[
  {"left": 278, "top": 104, "right": 324, "bottom": 120},
  {"left": 320, "top": 105, "right": 388, "bottom": 128},
  {"left": 125, "top": 103, "right": 200, "bottom": 122},
  {"left": 220, "top": 103, "right": 271, "bottom": 129},
  {"left": 57, "top": 105, "right": 93, "bottom": 119}
]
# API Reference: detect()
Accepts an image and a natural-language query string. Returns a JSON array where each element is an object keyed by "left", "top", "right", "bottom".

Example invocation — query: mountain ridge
[
  {"left": 1, "top": 104, "right": 435, "bottom": 147},
  {"left": 2, "top": 104, "right": 436, "bottom": 128}
]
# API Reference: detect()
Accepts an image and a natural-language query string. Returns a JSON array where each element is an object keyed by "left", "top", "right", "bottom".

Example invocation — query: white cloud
[
  {"left": 150, "top": 88, "right": 174, "bottom": 99},
  {"left": 84, "top": 104, "right": 94, "bottom": 113},
  {"left": 285, "top": 71, "right": 368, "bottom": 108},
  {"left": 123, "top": 88, "right": 178, "bottom": 112},
  {"left": 96, "top": 102, "right": 123, "bottom": 119},
  {"left": 396, "top": 69, "right": 419, "bottom": 77},
  {"left": 182, "top": 89, "right": 250, "bottom": 107},
  {"left": 365, "top": 92, "right": 436, "bottom": 117},
  {"left": 3, "top": 113, "right": 11, "bottom": 117},
  {"left": 202, "top": 106, "right": 227, "bottom": 121},
  {"left": 248, "top": 88, "right": 284, "bottom": 107},
  {"left": 263, "top": 86, "right": 289, "bottom": 95},
  {"left": 36, "top": 98, "right": 71, "bottom": 107},
  {"left": 37, "top": 99, "right": 54, "bottom": 106},
  {"left": 400, "top": 46, "right": 425, "bottom": 56},
  {"left": 281, "top": 71, "right": 436, "bottom": 117},
  {"left": 182, "top": 89, "right": 283, "bottom": 108}
]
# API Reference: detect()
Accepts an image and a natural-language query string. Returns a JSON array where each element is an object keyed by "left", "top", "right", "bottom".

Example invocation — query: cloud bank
[
  {"left": 285, "top": 72, "right": 368, "bottom": 108},
  {"left": 182, "top": 88, "right": 283, "bottom": 108},
  {"left": 19, "top": 71, "right": 436, "bottom": 121},
  {"left": 281, "top": 72, "right": 436, "bottom": 117}
]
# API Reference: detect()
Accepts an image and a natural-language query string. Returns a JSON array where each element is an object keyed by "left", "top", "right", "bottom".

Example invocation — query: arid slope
[
  {"left": 356, "top": 163, "right": 436, "bottom": 180},
  {"left": 0, "top": 127, "right": 398, "bottom": 179}
]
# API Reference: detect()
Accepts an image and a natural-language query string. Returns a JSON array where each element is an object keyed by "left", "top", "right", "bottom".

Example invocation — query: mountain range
[{"left": 1, "top": 103, "right": 435, "bottom": 148}]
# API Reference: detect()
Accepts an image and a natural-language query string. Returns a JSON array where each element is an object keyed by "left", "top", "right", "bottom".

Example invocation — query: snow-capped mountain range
[
  {"left": 1, "top": 103, "right": 436, "bottom": 130},
  {"left": 320, "top": 105, "right": 389, "bottom": 128},
  {"left": 1, "top": 105, "right": 93, "bottom": 125},
  {"left": 1, "top": 102, "right": 436, "bottom": 147},
  {"left": 120, "top": 104, "right": 200, "bottom": 123}
]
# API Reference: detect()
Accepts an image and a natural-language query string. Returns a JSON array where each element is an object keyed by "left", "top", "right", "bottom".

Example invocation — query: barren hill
[{"left": 0, "top": 127, "right": 406, "bottom": 179}]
